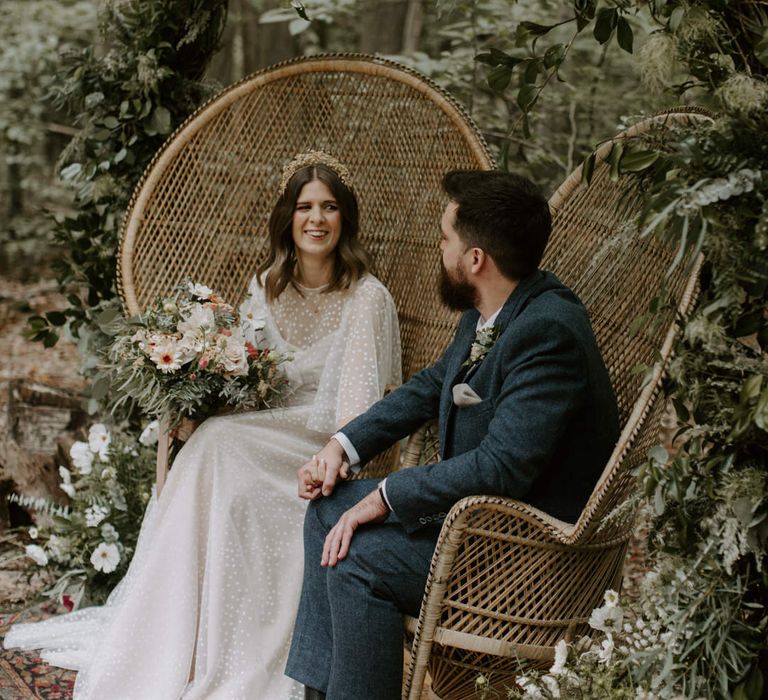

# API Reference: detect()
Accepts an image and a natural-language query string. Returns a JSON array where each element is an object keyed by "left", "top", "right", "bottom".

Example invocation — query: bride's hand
[
  {"left": 171, "top": 417, "right": 200, "bottom": 442},
  {"left": 297, "top": 439, "right": 349, "bottom": 500}
]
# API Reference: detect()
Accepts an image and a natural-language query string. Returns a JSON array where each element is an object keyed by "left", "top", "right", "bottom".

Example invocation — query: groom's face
[{"left": 439, "top": 202, "right": 477, "bottom": 311}]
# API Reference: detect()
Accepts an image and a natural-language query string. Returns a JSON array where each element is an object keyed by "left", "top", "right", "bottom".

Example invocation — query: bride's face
[{"left": 291, "top": 179, "right": 342, "bottom": 264}]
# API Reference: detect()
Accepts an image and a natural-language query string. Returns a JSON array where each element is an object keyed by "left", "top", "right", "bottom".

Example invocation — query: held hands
[
  {"left": 297, "top": 438, "right": 350, "bottom": 500},
  {"left": 322, "top": 488, "right": 389, "bottom": 567}
]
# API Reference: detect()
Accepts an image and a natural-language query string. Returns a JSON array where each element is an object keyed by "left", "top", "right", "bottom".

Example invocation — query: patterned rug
[{"left": 0, "top": 602, "right": 74, "bottom": 700}]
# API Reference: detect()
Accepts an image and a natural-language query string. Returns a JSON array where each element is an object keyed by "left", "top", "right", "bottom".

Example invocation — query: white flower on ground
[
  {"left": 59, "top": 465, "right": 76, "bottom": 497},
  {"left": 187, "top": 282, "right": 213, "bottom": 300},
  {"left": 85, "top": 504, "right": 109, "bottom": 528},
  {"left": 139, "top": 419, "right": 160, "bottom": 446},
  {"left": 516, "top": 675, "right": 545, "bottom": 700},
  {"left": 90, "top": 542, "right": 120, "bottom": 573},
  {"left": 69, "top": 441, "right": 94, "bottom": 474},
  {"left": 549, "top": 639, "right": 568, "bottom": 675},
  {"left": 47, "top": 535, "right": 71, "bottom": 563},
  {"left": 597, "top": 634, "right": 615, "bottom": 665},
  {"left": 542, "top": 675, "right": 561, "bottom": 698},
  {"left": 100, "top": 523, "right": 119, "bottom": 542},
  {"left": 28, "top": 526, "right": 38, "bottom": 539},
  {"left": 25, "top": 544, "right": 48, "bottom": 566},
  {"left": 588, "top": 604, "right": 624, "bottom": 634},
  {"left": 88, "top": 423, "right": 111, "bottom": 461},
  {"left": 101, "top": 467, "right": 117, "bottom": 481},
  {"left": 603, "top": 589, "right": 620, "bottom": 607}
]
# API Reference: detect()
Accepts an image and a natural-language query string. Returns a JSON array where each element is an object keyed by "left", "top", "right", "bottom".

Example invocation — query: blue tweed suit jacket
[{"left": 341, "top": 270, "right": 620, "bottom": 534}]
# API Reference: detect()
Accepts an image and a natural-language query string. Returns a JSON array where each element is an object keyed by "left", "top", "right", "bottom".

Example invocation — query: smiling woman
[
  {"left": 260, "top": 152, "right": 372, "bottom": 304},
  {"left": 4, "top": 151, "right": 402, "bottom": 700}
]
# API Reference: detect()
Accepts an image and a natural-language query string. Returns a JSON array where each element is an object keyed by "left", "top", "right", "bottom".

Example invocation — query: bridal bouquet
[{"left": 104, "top": 280, "right": 290, "bottom": 425}]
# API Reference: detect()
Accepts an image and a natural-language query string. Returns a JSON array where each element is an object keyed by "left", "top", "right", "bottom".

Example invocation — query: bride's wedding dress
[{"left": 5, "top": 274, "right": 401, "bottom": 700}]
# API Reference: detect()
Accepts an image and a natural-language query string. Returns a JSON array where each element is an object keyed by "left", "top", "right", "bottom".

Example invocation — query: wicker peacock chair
[
  {"left": 401, "top": 108, "right": 713, "bottom": 700},
  {"left": 117, "top": 54, "right": 494, "bottom": 493}
]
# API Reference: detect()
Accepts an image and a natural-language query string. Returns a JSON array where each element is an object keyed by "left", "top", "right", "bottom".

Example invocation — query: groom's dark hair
[{"left": 442, "top": 170, "right": 552, "bottom": 281}]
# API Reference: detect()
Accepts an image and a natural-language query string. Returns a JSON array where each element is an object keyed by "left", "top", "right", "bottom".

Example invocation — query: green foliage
[
  {"left": 10, "top": 422, "right": 156, "bottom": 606},
  {"left": 0, "top": 1, "right": 96, "bottom": 260},
  {"left": 26, "top": 0, "right": 228, "bottom": 354}
]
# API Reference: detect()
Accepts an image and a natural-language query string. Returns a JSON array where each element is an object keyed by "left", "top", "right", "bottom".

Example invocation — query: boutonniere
[{"left": 463, "top": 325, "right": 501, "bottom": 368}]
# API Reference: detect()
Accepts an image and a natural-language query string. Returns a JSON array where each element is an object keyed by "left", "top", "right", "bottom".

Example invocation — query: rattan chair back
[
  {"left": 403, "top": 108, "right": 711, "bottom": 700},
  {"left": 118, "top": 55, "right": 493, "bottom": 388}
]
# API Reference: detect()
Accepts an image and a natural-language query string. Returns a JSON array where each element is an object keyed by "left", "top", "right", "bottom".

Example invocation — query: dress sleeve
[{"left": 306, "top": 276, "right": 402, "bottom": 434}]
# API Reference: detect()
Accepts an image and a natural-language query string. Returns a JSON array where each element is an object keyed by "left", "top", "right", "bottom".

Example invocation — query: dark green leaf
[
  {"left": 581, "top": 151, "right": 597, "bottom": 185},
  {"left": 574, "top": 0, "right": 596, "bottom": 29},
  {"left": 476, "top": 48, "right": 521, "bottom": 68},
  {"left": 608, "top": 141, "right": 624, "bottom": 181},
  {"left": 45, "top": 311, "right": 67, "bottom": 326},
  {"left": 42, "top": 331, "right": 59, "bottom": 348},
  {"left": 102, "top": 116, "right": 119, "bottom": 129},
  {"left": 620, "top": 149, "right": 660, "bottom": 172},
  {"left": 291, "top": 0, "right": 309, "bottom": 21},
  {"left": 519, "top": 21, "right": 555, "bottom": 36},
  {"left": 593, "top": 8, "right": 618, "bottom": 44},
  {"left": 517, "top": 84, "right": 538, "bottom": 111},
  {"left": 487, "top": 65, "right": 512, "bottom": 91},
  {"left": 543, "top": 44, "right": 566, "bottom": 68},
  {"left": 524, "top": 59, "right": 541, "bottom": 84},
  {"left": 617, "top": 17, "right": 634, "bottom": 53},
  {"left": 28, "top": 315, "right": 47, "bottom": 331}
]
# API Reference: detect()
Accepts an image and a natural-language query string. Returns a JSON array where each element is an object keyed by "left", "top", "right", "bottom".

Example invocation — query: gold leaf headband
[{"left": 278, "top": 150, "right": 352, "bottom": 194}]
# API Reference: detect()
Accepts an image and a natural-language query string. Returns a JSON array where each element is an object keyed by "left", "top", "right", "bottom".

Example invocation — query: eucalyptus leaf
[{"left": 593, "top": 8, "right": 617, "bottom": 44}]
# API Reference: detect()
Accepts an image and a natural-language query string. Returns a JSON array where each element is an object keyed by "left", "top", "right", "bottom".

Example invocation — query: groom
[{"left": 285, "top": 170, "right": 620, "bottom": 700}]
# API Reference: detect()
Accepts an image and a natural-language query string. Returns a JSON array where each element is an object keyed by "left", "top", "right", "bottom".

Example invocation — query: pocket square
[{"left": 452, "top": 382, "right": 483, "bottom": 407}]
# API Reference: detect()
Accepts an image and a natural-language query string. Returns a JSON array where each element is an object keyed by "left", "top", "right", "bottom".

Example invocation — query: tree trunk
[{"left": 358, "top": 0, "right": 409, "bottom": 54}]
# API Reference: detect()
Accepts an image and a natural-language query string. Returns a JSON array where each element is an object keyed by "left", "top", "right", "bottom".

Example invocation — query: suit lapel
[{"left": 439, "top": 271, "right": 547, "bottom": 455}]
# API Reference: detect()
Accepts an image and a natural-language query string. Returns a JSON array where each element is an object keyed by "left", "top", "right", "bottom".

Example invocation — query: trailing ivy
[{"left": 27, "top": 0, "right": 228, "bottom": 356}]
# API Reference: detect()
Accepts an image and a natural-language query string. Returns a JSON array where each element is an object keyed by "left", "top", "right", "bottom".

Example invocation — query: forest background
[{"left": 0, "top": 1, "right": 766, "bottom": 699}]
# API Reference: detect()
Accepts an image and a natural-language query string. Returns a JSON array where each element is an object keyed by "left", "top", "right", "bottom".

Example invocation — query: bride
[{"left": 5, "top": 151, "right": 402, "bottom": 699}]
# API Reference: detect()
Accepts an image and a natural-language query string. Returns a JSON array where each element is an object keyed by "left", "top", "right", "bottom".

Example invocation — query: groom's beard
[{"left": 439, "top": 260, "right": 477, "bottom": 311}]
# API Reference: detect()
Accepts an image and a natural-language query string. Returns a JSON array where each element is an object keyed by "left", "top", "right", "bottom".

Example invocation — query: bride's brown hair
[{"left": 257, "top": 164, "right": 371, "bottom": 302}]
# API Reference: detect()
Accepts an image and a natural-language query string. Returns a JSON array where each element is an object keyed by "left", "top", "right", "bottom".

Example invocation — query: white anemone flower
[
  {"left": 85, "top": 504, "right": 109, "bottom": 528},
  {"left": 25, "top": 544, "right": 48, "bottom": 566},
  {"left": 90, "top": 542, "right": 120, "bottom": 573},
  {"left": 603, "top": 589, "right": 620, "bottom": 607},
  {"left": 28, "top": 526, "right": 38, "bottom": 539},
  {"left": 88, "top": 423, "right": 111, "bottom": 461},
  {"left": 549, "top": 639, "right": 568, "bottom": 675},
  {"left": 588, "top": 604, "right": 624, "bottom": 634},
  {"left": 177, "top": 303, "right": 216, "bottom": 340},
  {"left": 69, "top": 441, "right": 94, "bottom": 474},
  {"left": 139, "top": 419, "right": 160, "bottom": 447},
  {"left": 100, "top": 523, "right": 119, "bottom": 542},
  {"left": 187, "top": 282, "right": 213, "bottom": 300},
  {"left": 597, "top": 635, "right": 615, "bottom": 665},
  {"left": 59, "top": 465, "right": 76, "bottom": 497}
]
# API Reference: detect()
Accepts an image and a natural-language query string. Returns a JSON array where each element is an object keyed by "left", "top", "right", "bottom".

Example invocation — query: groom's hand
[
  {"left": 322, "top": 488, "right": 389, "bottom": 567},
  {"left": 297, "top": 438, "right": 350, "bottom": 500}
]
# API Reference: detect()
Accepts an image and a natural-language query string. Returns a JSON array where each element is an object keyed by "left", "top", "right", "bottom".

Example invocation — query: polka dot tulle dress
[{"left": 5, "top": 274, "right": 401, "bottom": 700}]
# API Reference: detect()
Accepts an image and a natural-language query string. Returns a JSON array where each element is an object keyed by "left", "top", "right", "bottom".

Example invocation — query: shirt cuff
[
  {"left": 332, "top": 432, "right": 360, "bottom": 471},
  {"left": 378, "top": 477, "right": 392, "bottom": 511}
]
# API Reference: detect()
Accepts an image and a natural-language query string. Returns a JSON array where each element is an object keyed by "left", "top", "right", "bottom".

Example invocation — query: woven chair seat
[{"left": 402, "top": 108, "right": 712, "bottom": 700}]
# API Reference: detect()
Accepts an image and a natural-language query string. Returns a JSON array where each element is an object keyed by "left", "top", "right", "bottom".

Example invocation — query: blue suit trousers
[{"left": 285, "top": 479, "right": 440, "bottom": 699}]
